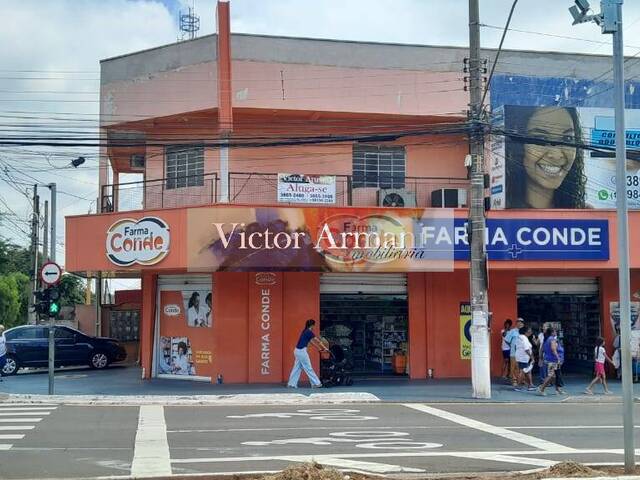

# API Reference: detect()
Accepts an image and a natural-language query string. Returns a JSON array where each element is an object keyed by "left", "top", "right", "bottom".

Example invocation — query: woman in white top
[
  {"left": 187, "top": 292, "right": 207, "bottom": 327},
  {"left": 515, "top": 326, "right": 536, "bottom": 391},
  {"left": 585, "top": 336, "right": 614, "bottom": 395},
  {"left": 500, "top": 319, "right": 513, "bottom": 379}
]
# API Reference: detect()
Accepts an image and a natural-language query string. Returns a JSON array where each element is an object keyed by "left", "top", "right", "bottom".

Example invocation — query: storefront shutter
[
  {"left": 157, "top": 275, "right": 213, "bottom": 290},
  {"left": 320, "top": 273, "right": 407, "bottom": 294},
  {"left": 517, "top": 277, "right": 598, "bottom": 295}
]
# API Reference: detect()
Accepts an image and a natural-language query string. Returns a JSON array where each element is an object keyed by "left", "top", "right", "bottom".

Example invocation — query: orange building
[{"left": 66, "top": 3, "right": 640, "bottom": 384}]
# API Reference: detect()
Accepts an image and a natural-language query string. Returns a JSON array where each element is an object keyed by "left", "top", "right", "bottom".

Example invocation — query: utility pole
[
  {"left": 468, "top": 0, "right": 491, "bottom": 399},
  {"left": 47, "top": 183, "right": 56, "bottom": 395},
  {"left": 42, "top": 200, "right": 49, "bottom": 261},
  {"left": 570, "top": 0, "right": 633, "bottom": 471},
  {"left": 29, "top": 185, "right": 40, "bottom": 325}
]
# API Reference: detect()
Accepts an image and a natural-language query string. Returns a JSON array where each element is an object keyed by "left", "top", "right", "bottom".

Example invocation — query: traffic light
[
  {"left": 33, "top": 286, "right": 61, "bottom": 318},
  {"left": 34, "top": 289, "right": 49, "bottom": 315},
  {"left": 47, "top": 287, "right": 60, "bottom": 317}
]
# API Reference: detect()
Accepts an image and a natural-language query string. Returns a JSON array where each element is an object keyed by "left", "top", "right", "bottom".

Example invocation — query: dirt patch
[
  {"left": 541, "top": 461, "right": 604, "bottom": 478},
  {"left": 262, "top": 463, "right": 371, "bottom": 480}
]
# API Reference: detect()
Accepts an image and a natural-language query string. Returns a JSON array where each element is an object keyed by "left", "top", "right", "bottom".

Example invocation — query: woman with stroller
[{"left": 287, "top": 319, "right": 329, "bottom": 389}]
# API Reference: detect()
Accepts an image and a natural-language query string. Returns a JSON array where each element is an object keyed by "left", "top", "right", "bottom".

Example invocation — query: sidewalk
[{"left": 0, "top": 365, "right": 630, "bottom": 403}]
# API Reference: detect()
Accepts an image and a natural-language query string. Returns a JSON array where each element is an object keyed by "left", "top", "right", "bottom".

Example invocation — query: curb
[{"left": 0, "top": 392, "right": 381, "bottom": 406}]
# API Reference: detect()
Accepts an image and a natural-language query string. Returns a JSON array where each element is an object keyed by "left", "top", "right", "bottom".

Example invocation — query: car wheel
[
  {"left": 89, "top": 352, "right": 109, "bottom": 370},
  {"left": 2, "top": 356, "right": 19, "bottom": 376}
]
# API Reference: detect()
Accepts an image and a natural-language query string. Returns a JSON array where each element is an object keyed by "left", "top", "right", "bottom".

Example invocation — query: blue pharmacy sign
[{"left": 451, "top": 219, "right": 609, "bottom": 261}]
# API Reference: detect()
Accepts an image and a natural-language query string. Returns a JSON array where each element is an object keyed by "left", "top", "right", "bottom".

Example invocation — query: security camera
[{"left": 574, "top": 0, "right": 591, "bottom": 14}]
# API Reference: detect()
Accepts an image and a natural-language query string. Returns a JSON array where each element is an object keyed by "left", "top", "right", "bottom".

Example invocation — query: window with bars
[
  {"left": 165, "top": 145, "right": 204, "bottom": 189},
  {"left": 352, "top": 144, "right": 406, "bottom": 188}
]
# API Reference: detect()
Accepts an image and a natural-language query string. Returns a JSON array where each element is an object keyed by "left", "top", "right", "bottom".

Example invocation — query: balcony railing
[{"left": 100, "top": 172, "right": 468, "bottom": 213}]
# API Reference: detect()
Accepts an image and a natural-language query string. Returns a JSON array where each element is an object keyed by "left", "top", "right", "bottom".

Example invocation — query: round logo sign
[
  {"left": 40, "top": 262, "right": 62, "bottom": 285},
  {"left": 163, "top": 304, "right": 181, "bottom": 316},
  {"left": 106, "top": 217, "right": 170, "bottom": 267}
]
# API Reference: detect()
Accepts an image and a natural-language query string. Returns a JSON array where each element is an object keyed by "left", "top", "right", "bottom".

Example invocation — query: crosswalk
[{"left": 0, "top": 404, "right": 57, "bottom": 450}]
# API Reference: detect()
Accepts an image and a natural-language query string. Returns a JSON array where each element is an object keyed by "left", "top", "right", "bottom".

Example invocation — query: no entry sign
[{"left": 40, "top": 262, "right": 62, "bottom": 285}]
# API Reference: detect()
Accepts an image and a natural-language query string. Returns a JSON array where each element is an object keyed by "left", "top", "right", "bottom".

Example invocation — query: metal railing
[{"left": 101, "top": 171, "right": 468, "bottom": 213}]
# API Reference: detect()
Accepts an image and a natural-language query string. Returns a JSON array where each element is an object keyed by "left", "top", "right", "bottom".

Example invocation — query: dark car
[{"left": 1, "top": 325, "right": 127, "bottom": 376}]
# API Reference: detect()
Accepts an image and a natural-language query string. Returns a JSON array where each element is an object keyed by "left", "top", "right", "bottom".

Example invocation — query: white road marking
[
  {"left": 0, "top": 418, "right": 42, "bottom": 423},
  {"left": 131, "top": 405, "right": 171, "bottom": 478},
  {"left": 170, "top": 447, "right": 640, "bottom": 465},
  {"left": 0, "top": 412, "right": 50, "bottom": 416},
  {"left": 282, "top": 456, "right": 425, "bottom": 474},
  {"left": 0, "top": 407, "right": 56, "bottom": 412},
  {"left": 0, "top": 426, "right": 35, "bottom": 431},
  {"left": 403, "top": 403, "right": 575, "bottom": 453},
  {"left": 452, "top": 452, "right": 557, "bottom": 467},
  {"left": 0, "top": 434, "right": 24, "bottom": 440},
  {"left": 0, "top": 444, "right": 12, "bottom": 450}
]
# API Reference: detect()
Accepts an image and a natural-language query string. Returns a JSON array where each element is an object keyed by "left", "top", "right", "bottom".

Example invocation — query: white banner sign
[{"left": 277, "top": 173, "right": 336, "bottom": 204}]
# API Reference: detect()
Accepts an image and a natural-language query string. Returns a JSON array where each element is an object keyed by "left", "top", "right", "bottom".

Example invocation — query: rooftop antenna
[{"left": 179, "top": 1, "right": 200, "bottom": 41}]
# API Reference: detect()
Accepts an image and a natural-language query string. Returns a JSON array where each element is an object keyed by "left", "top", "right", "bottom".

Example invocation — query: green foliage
[
  {"left": 0, "top": 272, "right": 29, "bottom": 328},
  {"left": 58, "top": 274, "right": 85, "bottom": 307},
  {"left": 0, "top": 239, "right": 33, "bottom": 276}
]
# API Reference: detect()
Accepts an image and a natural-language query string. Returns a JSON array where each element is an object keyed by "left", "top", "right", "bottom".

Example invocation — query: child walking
[{"left": 584, "top": 337, "right": 615, "bottom": 395}]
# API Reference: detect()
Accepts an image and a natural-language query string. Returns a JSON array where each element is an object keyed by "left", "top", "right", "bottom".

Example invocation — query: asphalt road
[{"left": 0, "top": 401, "right": 640, "bottom": 479}]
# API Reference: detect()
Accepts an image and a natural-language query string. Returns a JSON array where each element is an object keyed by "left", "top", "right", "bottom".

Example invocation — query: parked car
[{"left": 1, "top": 325, "right": 127, "bottom": 376}]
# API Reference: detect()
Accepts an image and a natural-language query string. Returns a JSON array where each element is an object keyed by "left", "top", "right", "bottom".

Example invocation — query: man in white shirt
[{"left": 0, "top": 324, "right": 6, "bottom": 381}]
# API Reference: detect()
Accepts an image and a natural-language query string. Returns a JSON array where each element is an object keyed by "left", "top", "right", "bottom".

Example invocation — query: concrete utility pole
[
  {"left": 47, "top": 183, "right": 56, "bottom": 396},
  {"left": 42, "top": 200, "right": 49, "bottom": 261},
  {"left": 569, "top": 0, "right": 633, "bottom": 471},
  {"left": 468, "top": 0, "right": 491, "bottom": 399},
  {"left": 29, "top": 185, "right": 40, "bottom": 325}
]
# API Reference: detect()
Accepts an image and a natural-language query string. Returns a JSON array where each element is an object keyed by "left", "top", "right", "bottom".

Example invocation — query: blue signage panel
[{"left": 452, "top": 219, "right": 609, "bottom": 261}]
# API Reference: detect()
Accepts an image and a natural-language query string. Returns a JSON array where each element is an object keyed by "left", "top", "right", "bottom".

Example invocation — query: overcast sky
[{"left": 0, "top": 0, "right": 639, "bottom": 279}]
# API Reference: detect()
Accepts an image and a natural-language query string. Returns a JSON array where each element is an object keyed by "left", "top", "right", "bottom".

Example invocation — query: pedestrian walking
[
  {"left": 500, "top": 319, "right": 513, "bottom": 380},
  {"left": 537, "top": 323, "right": 548, "bottom": 383},
  {"left": 538, "top": 327, "right": 564, "bottom": 395},
  {"left": 506, "top": 318, "right": 524, "bottom": 387},
  {"left": 584, "top": 337, "right": 615, "bottom": 395},
  {"left": 515, "top": 326, "right": 536, "bottom": 391},
  {"left": 0, "top": 324, "right": 6, "bottom": 382},
  {"left": 555, "top": 337, "right": 566, "bottom": 394},
  {"left": 287, "top": 319, "right": 328, "bottom": 389}
]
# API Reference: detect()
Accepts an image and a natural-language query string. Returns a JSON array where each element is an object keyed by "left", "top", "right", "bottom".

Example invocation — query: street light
[
  {"left": 71, "top": 156, "right": 85, "bottom": 168},
  {"left": 569, "top": 0, "right": 634, "bottom": 473}
]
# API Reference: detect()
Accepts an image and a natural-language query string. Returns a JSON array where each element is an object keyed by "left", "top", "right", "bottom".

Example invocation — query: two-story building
[{"left": 65, "top": 2, "right": 640, "bottom": 384}]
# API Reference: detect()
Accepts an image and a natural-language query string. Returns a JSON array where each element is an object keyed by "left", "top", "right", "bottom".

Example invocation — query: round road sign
[{"left": 40, "top": 262, "right": 62, "bottom": 285}]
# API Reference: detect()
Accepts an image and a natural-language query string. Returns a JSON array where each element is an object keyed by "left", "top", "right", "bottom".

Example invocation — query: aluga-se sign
[{"left": 106, "top": 217, "right": 170, "bottom": 266}]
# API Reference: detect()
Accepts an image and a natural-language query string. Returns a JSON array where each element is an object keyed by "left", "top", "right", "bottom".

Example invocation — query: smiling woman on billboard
[{"left": 505, "top": 106, "right": 586, "bottom": 209}]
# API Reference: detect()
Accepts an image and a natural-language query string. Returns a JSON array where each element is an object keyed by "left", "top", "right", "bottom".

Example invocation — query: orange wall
[
  {"left": 140, "top": 273, "right": 156, "bottom": 379},
  {"left": 213, "top": 272, "right": 249, "bottom": 383},
  {"left": 283, "top": 272, "right": 320, "bottom": 380},
  {"left": 408, "top": 272, "right": 427, "bottom": 378}
]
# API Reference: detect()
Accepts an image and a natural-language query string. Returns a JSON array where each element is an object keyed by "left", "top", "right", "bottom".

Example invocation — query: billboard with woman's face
[{"left": 490, "top": 105, "right": 640, "bottom": 209}]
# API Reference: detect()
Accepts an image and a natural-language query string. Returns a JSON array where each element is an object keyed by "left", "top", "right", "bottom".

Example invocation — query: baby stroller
[{"left": 320, "top": 344, "right": 354, "bottom": 387}]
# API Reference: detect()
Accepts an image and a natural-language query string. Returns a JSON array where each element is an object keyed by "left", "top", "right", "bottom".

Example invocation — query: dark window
[
  {"left": 110, "top": 310, "right": 140, "bottom": 342},
  {"left": 352, "top": 144, "right": 405, "bottom": 188},
  {"left": 165, "top": 145, "right": 204, "bottom": 190},
  {"left": 54, "top": 328, "right": 76, "bottom": 339},
  {"left": 6, "top": 327, "right": 47, "bottom": 340}
]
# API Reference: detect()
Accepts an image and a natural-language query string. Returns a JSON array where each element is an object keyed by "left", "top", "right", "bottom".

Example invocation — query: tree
[
  {"left": 0, "top": 239, "right": 32, "bottom": 276},
  {"left": 0, "top": 272, "right": 29, "bottom": 328},
  {"left": 58, "top": 274, "right": 86, "bottom": 307}
]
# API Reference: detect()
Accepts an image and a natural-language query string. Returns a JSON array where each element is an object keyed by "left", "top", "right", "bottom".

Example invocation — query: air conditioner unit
[
  {"left": 431, "top": 188, "right": 468, "bottom": 208},
  {"left": 130, "top": 154, "right": 145, "bottom": 169},
  {"left": 377, "top": 189, "right": 417, "bottom": 208}
]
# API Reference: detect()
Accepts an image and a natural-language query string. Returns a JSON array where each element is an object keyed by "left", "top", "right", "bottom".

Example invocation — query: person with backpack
[{"left": 585, "top": 336, "right": 615, "bottom": 395}]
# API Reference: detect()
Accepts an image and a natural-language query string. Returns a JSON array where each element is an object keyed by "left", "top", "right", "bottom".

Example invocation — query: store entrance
[
  {"left": 517, "top": 292, "right": 601, "bottom": 374},
  {"left": 320, "top": 294, "right": 409, "bottom": 376}
]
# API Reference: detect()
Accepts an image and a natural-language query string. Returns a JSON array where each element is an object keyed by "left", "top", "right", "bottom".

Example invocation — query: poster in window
[
  {"left": 157, "top": 336, "right": 196, "bottom": 376},
  {"left": 161, "top": 289, "right": 212, "bottom": 328}
]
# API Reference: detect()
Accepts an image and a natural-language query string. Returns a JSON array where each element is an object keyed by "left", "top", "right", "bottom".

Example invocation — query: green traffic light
[{"left": 49, "top": 302, "right": 60, "bottom": 315}]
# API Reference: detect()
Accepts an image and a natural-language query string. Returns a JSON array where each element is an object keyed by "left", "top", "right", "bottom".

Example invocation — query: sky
[{"left": 0, "top": 0, "right": 639, "bottom": 283}]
